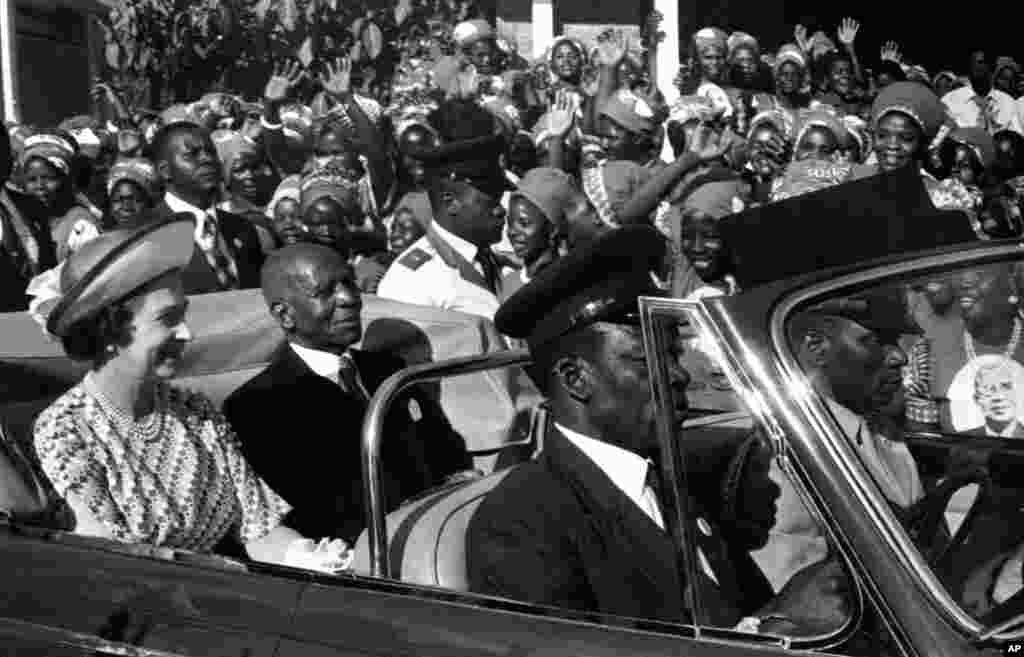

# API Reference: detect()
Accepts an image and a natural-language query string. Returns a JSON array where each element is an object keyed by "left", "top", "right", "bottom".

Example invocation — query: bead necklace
[
  {"left": 964, "top": 316, "right": 1024, "bottom": 362},
  {"left": 85, "top": 375, "right": 166, "bottom": 444}
]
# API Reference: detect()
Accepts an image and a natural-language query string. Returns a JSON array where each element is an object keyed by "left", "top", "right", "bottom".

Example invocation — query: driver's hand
[{"left": 762, "top": 558, "right": 851, "bottom": 635}]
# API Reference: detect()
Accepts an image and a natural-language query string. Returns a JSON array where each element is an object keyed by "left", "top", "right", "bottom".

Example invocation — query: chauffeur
[
  {"left": 466, "top": 225, "right": 851, "bottom": 636},
  {"left": 376, "top": 100, "right": 511, "bottom": 321}
]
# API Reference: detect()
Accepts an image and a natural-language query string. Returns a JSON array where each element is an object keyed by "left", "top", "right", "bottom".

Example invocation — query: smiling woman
[{"left": 25, "top": 216, "right": 352, "bottom": 575}]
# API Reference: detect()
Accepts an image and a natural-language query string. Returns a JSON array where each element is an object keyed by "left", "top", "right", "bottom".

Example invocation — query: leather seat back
[{"left": 352, "top": 468, "right": 514, "bottom": 590}]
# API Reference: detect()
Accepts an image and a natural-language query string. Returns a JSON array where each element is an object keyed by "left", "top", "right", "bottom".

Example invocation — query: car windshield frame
[
  {"left": 767, "top": 240, "right": 1024, "bottom": 641},
  {"left": 638, "top": 296, "right": 863, "bottom": 651}
]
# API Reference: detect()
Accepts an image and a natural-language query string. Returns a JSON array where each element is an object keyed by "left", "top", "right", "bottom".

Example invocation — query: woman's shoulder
[
  {"left": 33, "top": 385, "right": 89, "bottom": 440},
  {"left": 163, "top": 384, "right": 221, "bottom": 421}
]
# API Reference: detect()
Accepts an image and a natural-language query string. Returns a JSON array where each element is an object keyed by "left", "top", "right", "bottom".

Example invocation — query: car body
[{"left": 4, "top": 240, "right": 1024, "bottom": 656}]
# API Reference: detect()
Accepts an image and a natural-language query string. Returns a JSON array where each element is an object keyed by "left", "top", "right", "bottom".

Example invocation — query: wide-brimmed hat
[
  {"left": 871, "top": 81, "right": 945, "bottom": 140},
  {"left": 43, "top": 215, "right": 195, "bottom": 337}
]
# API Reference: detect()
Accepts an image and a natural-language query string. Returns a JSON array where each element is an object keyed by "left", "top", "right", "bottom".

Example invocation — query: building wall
[{"left": 14, "top": 4, "right": 91, "bottom": 125}]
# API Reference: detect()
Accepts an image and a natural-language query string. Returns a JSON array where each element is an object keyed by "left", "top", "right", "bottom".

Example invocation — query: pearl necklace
[
  {"left": 85, "top": 376, "right": 166, "bottom": 444},
  {"left": 964, "top": 317, "right": 1024, "bottom": 361}
]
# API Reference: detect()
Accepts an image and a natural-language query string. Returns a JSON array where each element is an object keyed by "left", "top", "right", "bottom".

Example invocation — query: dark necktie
[
  {"left": 337, "top": 352, "right": 370, "bottom": 402},
  {"left": 474, "top": 247, "right": 500, "bottom": 295},
  {"left": 972, "top": 95, "right": 993, "bottom": 132},
  {"left": 201, "top": 212, "right": 239, "bottom": 290}
]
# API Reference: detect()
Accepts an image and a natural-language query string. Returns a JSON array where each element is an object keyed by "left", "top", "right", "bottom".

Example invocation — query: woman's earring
[{"left": 105, "top": 344, "right": 117, "bottom": 354}]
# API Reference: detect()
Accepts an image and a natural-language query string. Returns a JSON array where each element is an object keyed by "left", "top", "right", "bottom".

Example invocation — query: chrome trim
[
  {"left": 0, "top": 615, "right": 192, "bottom": 656},
  {"left": 640, "top": 298, "right": 703, "bottom": 635},
  {"left": 639, "top": 297, "right": 860, "bottom": 651},
  {"left": 768, "top": 242, "right": 1024, "bottom": 639},
  {"left": 361, "top": 349, "right": 533, "bottom": 579}
]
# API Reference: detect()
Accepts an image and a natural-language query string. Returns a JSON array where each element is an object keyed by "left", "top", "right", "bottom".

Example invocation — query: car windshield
[{"left": 783, "top": 256, "right": 1024, "bottom": 627}]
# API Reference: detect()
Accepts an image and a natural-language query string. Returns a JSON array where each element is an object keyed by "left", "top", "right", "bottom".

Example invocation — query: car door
[{"left": 0, "top": 521, "right": 306, "bottom": 657}]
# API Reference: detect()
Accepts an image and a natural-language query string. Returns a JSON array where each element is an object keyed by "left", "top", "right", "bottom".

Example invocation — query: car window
[
  {"left": 650, "top": 310, "right": 863, "bottom": 648},
  {"left": 783, "top": 258, "right": 1024, "bottom": 626}
]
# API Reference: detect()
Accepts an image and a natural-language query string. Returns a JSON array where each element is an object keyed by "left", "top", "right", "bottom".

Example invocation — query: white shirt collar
[
  {"left": 520, "top": 268, "right": 531, "bottom": 284},
  {"left": 825, "top": 397, "right": 864, "bottom": 438},
  {"left": 290, "top": 342, "right": 343, "bottom": 384},
  {"left": 555, "top": 422, "right": 651, "bottom": 509},
  {"left": 986, "top": 421, "right": 1021, "bottom": 438},
  {"left": 432, "top": 220, "right": 478, "bottom": 262},
  {"left": 165, "top": 191, "right": 216, "bottom": 243}
]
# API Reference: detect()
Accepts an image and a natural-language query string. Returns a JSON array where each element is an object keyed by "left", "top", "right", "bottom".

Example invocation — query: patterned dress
[{"left": 33, "top": 382, "right": 291, "bottom": 552}]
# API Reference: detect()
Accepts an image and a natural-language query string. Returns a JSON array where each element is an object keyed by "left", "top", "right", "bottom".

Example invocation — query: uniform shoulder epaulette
[{"left": 399, "top": 248, "right": 433, "bottom": 271}]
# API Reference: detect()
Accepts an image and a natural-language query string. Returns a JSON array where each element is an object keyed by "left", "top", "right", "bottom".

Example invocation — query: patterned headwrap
[
  {"left": 727, "top": 31, "right": 759, "bottom": 59},
  {"left": 106, "top": 157, "right": 158, "bottom": 198},
  {"left": 693, "top": 27, "right": 728, "bottom": 54},
  {"left": 547, "top": 35, "right": 586, "bottom": 73},
  {"left": 774, "top": 44, "right": 807, "bottom": 73},
  {"left": 747, "top": 109, "right": 788, "bottom": 139},
  {"left": 266, "top": 175, "right": 301, "bottom": 219},
  {"left": 871, "top": 81, "right": 946, "bottom": 140},
  {"left": 299, "top": 166, "right": 361, "bottom": 216},
  {"left": 793, "top": 108, "right": 849, "bottom": 151},
  {"left": 933, "top": 70, "right": 958, "bottom": 89},
  {"left": 212, "top": 131, "right": 262, "bottom": 184},
  {"left": 20, "top": 133, "right": 76, "bottom": 176}
]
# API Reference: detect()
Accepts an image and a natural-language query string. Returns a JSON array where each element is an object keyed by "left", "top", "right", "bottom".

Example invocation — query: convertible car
[{"left": 4, "top": 234, "right": 1024, "bottom": 656}]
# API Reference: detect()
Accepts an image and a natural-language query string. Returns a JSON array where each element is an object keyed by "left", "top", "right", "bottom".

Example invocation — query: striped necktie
[
  {"left": 200, "top": 211, "right": 239, "bottom": 290},
  {"left": 337, "top": 352, "right": 370, "bottom": 402}
]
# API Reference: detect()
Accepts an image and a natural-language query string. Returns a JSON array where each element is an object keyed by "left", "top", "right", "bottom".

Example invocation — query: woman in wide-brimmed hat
[{"left": 27, "top": 216, "right": 351, "bottom": 573}]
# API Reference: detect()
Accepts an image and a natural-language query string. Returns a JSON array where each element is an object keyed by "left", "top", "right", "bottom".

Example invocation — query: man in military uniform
[
  {"left": 377, "top": 100, "right": 511, "bottom": 320},
  {"left": 466, "top": 225, "right": 850, "bottom": 635}
]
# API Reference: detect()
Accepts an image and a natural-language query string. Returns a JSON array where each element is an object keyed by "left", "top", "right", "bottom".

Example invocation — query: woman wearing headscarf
[
  {"left": 762, "top": 44, "right": 819, "bottom": 137},
  {"left": 0, "top": 125, "right": 57, "bottom": 311},
  {"left": 213, "top": 131, "right": 278, "bottom": 253},
  {"left": 728, "top": 32, "right": 773, "bottom": 95},
  {"left": 18, "top": 131, "right": 103, "bottom": 262},
  {"left": 862, "top": 80, "right": 979, "bottom": 217},
  {"left": 503, "top": 167, "right": 575, "bottom": 301},
  {"left": 106, "top": 158, "right": 159, "bottom": 227},
  {"left": 27, "top": 217, "right": 350, "bottom": 572},
  {"left": 672, "top": 176, "right": 746, "bottom": 300},
  {"left": 790, "top": 108, "right": 849, "bottom": 163},
  {"left": 741, "top": 110, "right": 791, "bottom": 204}
]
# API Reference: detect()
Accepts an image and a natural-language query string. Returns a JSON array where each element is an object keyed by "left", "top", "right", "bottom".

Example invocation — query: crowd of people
[{"left": 2, "top": 7, "right": 1024, "bottom": 639}]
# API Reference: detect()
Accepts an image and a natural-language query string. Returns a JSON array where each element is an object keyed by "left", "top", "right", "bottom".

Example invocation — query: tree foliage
[{"left": 98, "top": 0, "right": 478, "bottom": 107}]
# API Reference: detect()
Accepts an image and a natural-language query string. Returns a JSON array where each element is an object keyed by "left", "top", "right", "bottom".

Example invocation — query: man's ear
[
  {"left": 552, "top": 355, "right": 592, "bottom": 403},
  {"left": 439, "top": 188, "right": 461, "bottom": 217},
  {"left": 269, "top": 301, "right": 295, "bottom": 332},
  {"left": 801, "top": 329, "right": 832, "bottom": 368},
  {"left": 154, "top": 158, "right": 171, "bottom": 186}
]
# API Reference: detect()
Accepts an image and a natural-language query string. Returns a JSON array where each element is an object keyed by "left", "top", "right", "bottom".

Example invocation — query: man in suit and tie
[
  {"left": 146, "top": 121, "right": 265, "bottom": 294},
  {"left": 466, "top": 225, "right": 850, "bottom": 635},
  {"left": 966, "top": 358, "right": 1024, "bottom": 438},
  {"left": 223, "top": 243, "right": 471, "bottom": 543},
  {"left": 377, "top": 99, "right": 511, "bottom": 321}
]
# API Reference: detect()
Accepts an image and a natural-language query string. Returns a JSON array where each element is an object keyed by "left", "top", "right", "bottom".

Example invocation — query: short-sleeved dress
[{"left": 33, "top": 380, "right": 291, "bottom": 552}]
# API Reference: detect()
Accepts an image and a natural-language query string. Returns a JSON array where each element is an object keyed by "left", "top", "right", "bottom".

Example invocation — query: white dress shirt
[
  {"left": 290, "top": 342, "right": 344, "bottom": 385},
  {"left": 164, "top": 191, "right": 218, "bottom": 245},
  {"left": 377, "top": 222, "right": 501, "bottom": 320},
  {"left": 555, "top": 422, "right": 720, "bottom": 583},
  {"left": 942, "top": 84, "right": 1023, "bottom": 135}
]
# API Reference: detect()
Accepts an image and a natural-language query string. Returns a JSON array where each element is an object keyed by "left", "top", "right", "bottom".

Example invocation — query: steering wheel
[{"left": 898, "top": 465, "right": 992, "bottom": 569}]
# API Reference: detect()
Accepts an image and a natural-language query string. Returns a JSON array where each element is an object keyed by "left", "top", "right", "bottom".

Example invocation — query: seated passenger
[
  {"left": 467, "top": 225, "right": 850, "bottom": 635},
  {"left": 789, "top": 290, "right": 924, "bottom": 510},
  {"left": 223, "top": 244, "right": 471, "bottom": 543},
  {"left": 29, "top": 217, "right": 349, "bottom": 573}
]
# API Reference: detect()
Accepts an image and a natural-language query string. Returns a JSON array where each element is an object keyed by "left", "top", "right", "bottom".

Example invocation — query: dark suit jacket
[
  {"left": 466, "top": 427, "right": 769, "bottom": 626},
  {"left": 223, "top": 344, "right": 470, "bottom": 543},
  {"left": 0, "top": 188, "right": 56, "bottom": 312},
  {"left": 150, "top": 200, "right": 264, "bottom": 295}
]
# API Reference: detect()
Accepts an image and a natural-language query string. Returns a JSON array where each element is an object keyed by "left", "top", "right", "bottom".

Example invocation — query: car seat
[{"left": 351, "top": 468, "right": 515, "bottom": 590}]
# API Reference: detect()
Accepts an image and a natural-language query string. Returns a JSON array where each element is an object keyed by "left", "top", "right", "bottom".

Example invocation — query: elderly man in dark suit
[
  {"left": 223, "top": 243, "right": 470, "bottom": 543},
  {"left": 466, "top": 225, "right": 851, "bottom": 635},
  {"left": 145, "top": 121, "right": 265, "bottom": 294}
]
